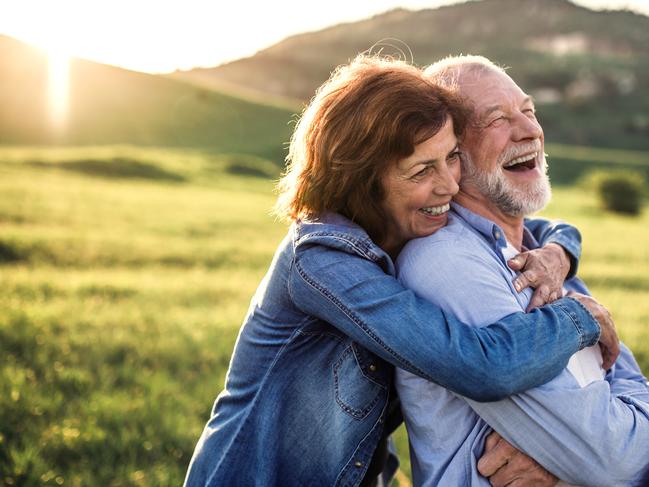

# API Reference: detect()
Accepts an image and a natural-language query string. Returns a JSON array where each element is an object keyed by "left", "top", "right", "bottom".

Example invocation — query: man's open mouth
[{"left": 503, "top": 152, "right": 537, "bottom": 172}]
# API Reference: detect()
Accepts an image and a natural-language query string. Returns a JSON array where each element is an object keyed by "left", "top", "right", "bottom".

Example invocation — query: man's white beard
[{"left": 462, "top": 152, "right": 552, "bottom": 217}]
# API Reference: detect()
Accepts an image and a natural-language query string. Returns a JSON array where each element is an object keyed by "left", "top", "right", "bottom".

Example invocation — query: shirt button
[
  {"left": 494, "top": 230, "right": 501, "bottom": 240},
  {"left": 355, "top": 461, "right": 363, "bottom": 468},
  {"left": 369, "top": 364, "right": 377, "bottom": 372}
]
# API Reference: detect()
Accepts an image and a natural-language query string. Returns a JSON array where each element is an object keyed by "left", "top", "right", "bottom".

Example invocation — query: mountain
[
  {"left": 0, "top": 35, "right": 294, "bottom": 163},
  {"left": 172, "top": 0, "right": 649, "bottom": 151}
]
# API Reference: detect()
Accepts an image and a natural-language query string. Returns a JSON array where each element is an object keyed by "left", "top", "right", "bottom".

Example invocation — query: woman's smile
[{"left": 419, "top": 202, "right": 451, "bottom": 217}]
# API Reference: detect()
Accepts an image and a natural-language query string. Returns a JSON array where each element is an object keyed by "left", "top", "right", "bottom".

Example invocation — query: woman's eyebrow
[
  {"left": 446, "top": 144, "right": 460, "bottom": 157},
  {"left": 407, "top": 158, "right": 438, "bottom": 169}
]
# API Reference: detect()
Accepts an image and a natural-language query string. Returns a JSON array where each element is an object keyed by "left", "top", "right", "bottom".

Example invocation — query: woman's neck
[{"left": 379, "top": 237, "right": 405, "bottom": 262}]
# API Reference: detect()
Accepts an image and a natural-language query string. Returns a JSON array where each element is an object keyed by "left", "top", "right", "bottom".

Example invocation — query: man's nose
[{"left": 513, "top": 112, "right": 543, "bottom": 141}]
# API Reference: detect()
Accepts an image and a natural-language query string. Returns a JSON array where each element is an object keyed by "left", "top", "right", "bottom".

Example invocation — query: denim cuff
[{"left": 553, "top": 296, "right": 601, "bottom": 349}]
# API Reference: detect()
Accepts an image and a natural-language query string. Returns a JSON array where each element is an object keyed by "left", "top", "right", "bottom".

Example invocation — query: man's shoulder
[
  {"left": 399, "top": 212, "right": 487, "bottom": 262},
  {"left": 396, "top": 212, "right": 497, "bottom": 286}
]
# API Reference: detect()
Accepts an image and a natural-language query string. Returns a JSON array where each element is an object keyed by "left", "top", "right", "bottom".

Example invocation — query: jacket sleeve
[
  {"left": 289, "top": 242, "right": 600, "bottom": 402},
  {"left": 524, "top": 217, "right": 581, "bottom": 278}
]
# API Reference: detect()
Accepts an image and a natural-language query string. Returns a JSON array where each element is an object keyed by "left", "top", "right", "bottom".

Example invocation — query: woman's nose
[{"left": 434, "top": 165, "right": 459, "bottom": 196}]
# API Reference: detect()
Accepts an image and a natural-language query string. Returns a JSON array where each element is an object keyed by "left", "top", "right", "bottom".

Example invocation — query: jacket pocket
[{"left": 333, "top": 345, "right": 385, "bottom": 420}]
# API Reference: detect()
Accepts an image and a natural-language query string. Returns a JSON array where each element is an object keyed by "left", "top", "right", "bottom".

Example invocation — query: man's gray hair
[{"left": 423, "top": 55, "right": 506, "bottom": 91}]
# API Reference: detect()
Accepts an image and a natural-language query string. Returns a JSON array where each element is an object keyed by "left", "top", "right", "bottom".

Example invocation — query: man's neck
[{"left": 454, "top": 189, "right": 525, "bottom": 250}]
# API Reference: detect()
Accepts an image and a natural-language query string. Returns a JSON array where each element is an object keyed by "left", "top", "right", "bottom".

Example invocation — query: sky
[{"left": 1, "top": 0, "right": 648, "bottom": 74}]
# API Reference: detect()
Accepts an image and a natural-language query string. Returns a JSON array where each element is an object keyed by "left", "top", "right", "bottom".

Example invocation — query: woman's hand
[
  {"left": 478, "top": 431, "right": 558, "bottom": 487},
  {"left": 566, "top": 291, "right": 620, "bottom": 370},
  {"left": 508, "top": 243, "right": 571, "bottom": 311}
]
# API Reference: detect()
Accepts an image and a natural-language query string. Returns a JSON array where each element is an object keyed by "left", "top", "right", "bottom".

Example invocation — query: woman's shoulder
[{"left": 292, "top": 213, "right": 390, "bottom": 265}]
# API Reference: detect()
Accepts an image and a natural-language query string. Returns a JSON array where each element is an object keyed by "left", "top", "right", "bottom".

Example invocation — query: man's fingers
[
  {"left": 526, "top": 285, "right": 551, "bottom": 311},
  {"left": 487, "top": 454, "right": 559, "bottom": 487},
  {"left": 486, "top": 451, "right": 526, "bottom": 487},
  {"left": 484, "top": 431, "right": 502, "bottom": 452},
  {"left": 505, "top": 480, "right": 554, "bottom": 487},
  {"left": 478, "top": 436, "right": 516, "bottom": 477},
  {"left": 513, "top": 269, "right": 537, "bottom": 293},
  {"left": 508, "top": 253, "right": 528, "bottom": 272},
  {"left": 497, "top": 468, "right": 560, "bottom": 487}
]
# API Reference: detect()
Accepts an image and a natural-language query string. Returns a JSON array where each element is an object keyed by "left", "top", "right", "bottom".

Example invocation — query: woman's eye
[
  {"left": 412, "top": 167, "right": 430, "bottom": 179},
  {"left": 449, "top": 151, "right": 462, "bottom": 162}
]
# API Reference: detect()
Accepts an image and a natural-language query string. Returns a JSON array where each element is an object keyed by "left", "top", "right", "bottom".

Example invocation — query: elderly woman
[{"left": 184, "top": 56, "right": 616, "bottom": 486}]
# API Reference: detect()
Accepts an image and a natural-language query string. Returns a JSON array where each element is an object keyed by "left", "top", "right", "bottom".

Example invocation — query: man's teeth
[
  {"left": 420, "top": 203, "right": 450, "bottom": 216},
  {"left": 503, "top": 152, "right": 537, "bottom": 168}
]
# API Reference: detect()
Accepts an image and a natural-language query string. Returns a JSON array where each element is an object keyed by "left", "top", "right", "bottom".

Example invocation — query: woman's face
[{"left": 379, "top": 116, "right": 461, "bottom": 255}]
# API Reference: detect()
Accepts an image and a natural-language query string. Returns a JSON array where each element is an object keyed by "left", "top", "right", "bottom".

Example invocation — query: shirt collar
[
  {"left": 522, "top": 220, "right": 540, "bottom": 251},
  {"left": 450, "top": 203, "right": 543, "bottom": 252},
  {"left": 450, "top": 202, "right": 508, "bottom": 249}
]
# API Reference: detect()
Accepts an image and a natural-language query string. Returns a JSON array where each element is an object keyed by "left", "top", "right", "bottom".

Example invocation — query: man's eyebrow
[
  {"left": 481, "top": 96, "right": 535, "bottom": 119},
  {"left": 481, "top": 105, "right": 503, "bottom": 119}
]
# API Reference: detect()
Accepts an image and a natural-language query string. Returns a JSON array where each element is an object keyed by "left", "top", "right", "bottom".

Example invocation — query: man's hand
[
  {"left": 566, "top": 291, "right": 620, "bottom": 370},
  {"left": 508, "top": 243, "right": 571, "bottom": 311},
  {"left": 478, "top": 431, "right": 558, "bottom": 487}
]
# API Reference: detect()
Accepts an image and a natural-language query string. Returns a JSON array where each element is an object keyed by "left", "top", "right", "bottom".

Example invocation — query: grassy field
[{"left": 1, "top": 146, "right": 648, "bottom": 486}]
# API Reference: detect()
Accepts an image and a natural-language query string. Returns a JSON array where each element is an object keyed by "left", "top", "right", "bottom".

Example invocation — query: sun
[
  {"left": 47, "top": 46, "right": 71, "bottom": 135},
  {"left": 2, "top": 19, "right": 74, "bottom": 136}
]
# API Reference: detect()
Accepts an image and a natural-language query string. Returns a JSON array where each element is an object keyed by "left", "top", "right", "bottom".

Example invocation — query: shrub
[{"left": 583, "top": 170, "right": 645, "bottom": 215}]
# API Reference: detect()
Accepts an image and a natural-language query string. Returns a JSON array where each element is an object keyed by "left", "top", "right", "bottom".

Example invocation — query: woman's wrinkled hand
[
  {"left": 566, "top": 291, "right": 620, "bottom": 370},
  {"left": 508, "top": 243, "right": 571, "bottom": 311},
  {"left": 478, "top": 431, "right": 559, "bottom": 487}
]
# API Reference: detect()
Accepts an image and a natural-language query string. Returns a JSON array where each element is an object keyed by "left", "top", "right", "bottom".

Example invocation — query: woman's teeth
[{"left": 420, "top": 203, "right": 450, "bottom": 216}]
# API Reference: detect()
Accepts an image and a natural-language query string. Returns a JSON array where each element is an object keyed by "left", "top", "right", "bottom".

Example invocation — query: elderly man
[{"left": 396, "top": 56, "right": 649, "bottom": 487}]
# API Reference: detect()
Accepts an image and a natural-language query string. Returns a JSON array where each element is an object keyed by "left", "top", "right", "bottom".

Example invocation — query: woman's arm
[{"left": 289, "top": 243, "right": 604, "bottom": 402}]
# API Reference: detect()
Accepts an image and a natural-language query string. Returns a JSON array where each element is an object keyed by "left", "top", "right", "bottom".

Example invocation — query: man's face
[{"left": 459, "top": 69, "right": 551, "bottom": 217}]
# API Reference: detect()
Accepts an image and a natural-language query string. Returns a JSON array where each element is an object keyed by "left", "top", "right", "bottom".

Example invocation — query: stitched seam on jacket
[
  {"left": 333, "top": 346, "right": 384, "bottom": 420},
  {"left": 294, "top": 260, "right": 427, "bottom": 379},
  {"left": 334, "top": 397, "right": 388, "bottom": 487},
  {"left": 555, "top": 299, "right": 600, "bottom": 349},
  {"left": 296, "top": 232, "right": 381, "bottom": 262}
]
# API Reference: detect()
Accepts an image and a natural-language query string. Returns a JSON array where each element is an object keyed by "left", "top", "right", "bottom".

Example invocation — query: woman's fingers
[{"left": 566, "top": 291, "right": 620, "bottom": 369}]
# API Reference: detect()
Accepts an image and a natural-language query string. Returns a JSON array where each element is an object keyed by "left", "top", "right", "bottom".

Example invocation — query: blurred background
[{"left": 1, "top": 0, "right": 648, "bottom": 485}]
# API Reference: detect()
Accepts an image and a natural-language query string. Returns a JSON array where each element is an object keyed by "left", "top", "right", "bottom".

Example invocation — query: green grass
[
  {"left": 1, "top": 145, "right": 647, "bottom": 486},
  {"left": 546, "top": 143, "right": 649, "bottom": 186}
]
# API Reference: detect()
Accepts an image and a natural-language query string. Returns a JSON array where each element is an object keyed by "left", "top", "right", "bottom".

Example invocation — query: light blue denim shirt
[
  {"left": 184, "top": 212, "right": 601, "bottom": 487},
  {"left": 396, "top": 203, "right": 649, "bottom": 487}
]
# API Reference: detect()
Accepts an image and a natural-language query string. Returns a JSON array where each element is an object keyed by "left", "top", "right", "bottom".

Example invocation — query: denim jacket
[{"left": 184, "top": 213, "right": 600, "bottom": 487}]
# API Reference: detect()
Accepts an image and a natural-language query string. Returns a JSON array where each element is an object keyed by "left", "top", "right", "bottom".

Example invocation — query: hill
[
  {"left": 172, "top": 0, "right": 649, "bottom": 151},
  {"left": 0, "top": 35, "right": 294, "bottom": 163}
]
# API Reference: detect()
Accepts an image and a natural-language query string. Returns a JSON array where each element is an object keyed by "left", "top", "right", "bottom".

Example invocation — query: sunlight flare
[{"left": 48, "top": 49, "right": 70, "bottom": 135}]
